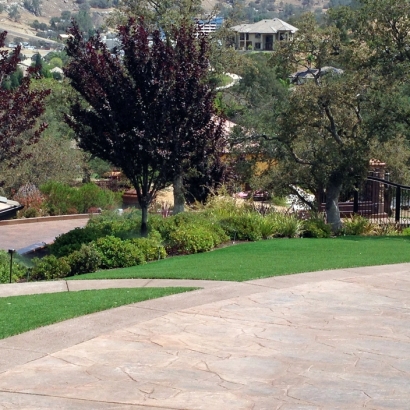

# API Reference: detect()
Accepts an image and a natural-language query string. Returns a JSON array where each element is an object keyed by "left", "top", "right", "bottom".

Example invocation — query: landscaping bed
[{"left": 2, "top": 193, "right": 409, "bottom": 284}]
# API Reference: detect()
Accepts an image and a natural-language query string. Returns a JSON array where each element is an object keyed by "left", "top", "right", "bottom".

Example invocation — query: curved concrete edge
[
  {"left": 0, "top": 279, "right": 235, "bottom": 298},
  {"left": 2, "top": 262, "right": 410, "bottom": 298}
]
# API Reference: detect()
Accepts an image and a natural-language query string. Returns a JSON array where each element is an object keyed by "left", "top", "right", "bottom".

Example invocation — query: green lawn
[
  {"left": 0, "top": 287, "right": 196, "bottom": 339},
  {"left": 69, "top": 236, "right": 410, "bottom": 282}
]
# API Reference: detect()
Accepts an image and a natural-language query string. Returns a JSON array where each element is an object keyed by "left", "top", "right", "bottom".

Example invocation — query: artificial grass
[
  {"left": 0, "top": 287, "right": 196, "bottom": 339},
  {"left": 69, "top": 236, "right": 410, "bottom": 282}
]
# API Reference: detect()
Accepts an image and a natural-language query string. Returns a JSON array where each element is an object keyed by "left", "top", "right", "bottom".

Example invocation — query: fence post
[
  {"left": 353, "top": 184, "right": 359, "bottom": 214},
  {"left": 395, "top": 186, "right": 401, "bottom": 223}
]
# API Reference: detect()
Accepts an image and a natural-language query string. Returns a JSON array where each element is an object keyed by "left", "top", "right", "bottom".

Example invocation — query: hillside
[{"left": 0, "top": 0, "right": 325, "bottom": 46}]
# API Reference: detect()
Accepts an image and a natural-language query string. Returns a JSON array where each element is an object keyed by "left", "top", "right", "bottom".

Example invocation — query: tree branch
[{"left": 323, "top": 105, "right": 343, "bottom": 145}]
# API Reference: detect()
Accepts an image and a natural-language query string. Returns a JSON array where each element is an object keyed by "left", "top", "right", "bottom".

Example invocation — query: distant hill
[{"left": 0, "top": 0, "right": 325, "bottom": 47}]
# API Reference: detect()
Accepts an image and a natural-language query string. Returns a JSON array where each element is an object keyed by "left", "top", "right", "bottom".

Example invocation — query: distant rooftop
[{"left": 231, "top": 19, "right": 298, "bottom": 34}]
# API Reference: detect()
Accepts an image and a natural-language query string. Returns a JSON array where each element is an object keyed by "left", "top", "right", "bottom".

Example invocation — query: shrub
[
  {"left": 342, "top": 215, "right": 375, "bottom": 236},
  {"left": 258, "top": 216, "right": 279, "bottom": 239},
  {"left": 87, "top": 209, "right": 141, "bottom": 239},
  {"left": 66, "top": 244, "right": 101, "bottom": 275},
  {"left": 40, "top": 181, "right": 121, "bottom": 215},
  {"left": 204, "top": 187, "right": 246, "bottom": 218},
  {"left": 13, "top": 183, "right": 45, "bottom": 218},
  {"left": 74, "top": 183, "right": 121, "bottom": 213},
  {"left": 31, "top": 255, "right": 71, "bottom": 281},
  {"left": 269, "top": 213, "right": 303, "bottom": 238},
  {"left": 149, "top": 212, "right": 220, "bottom": 242},
  {"left": 40, "top": 181, "right": 75, "bottom": 215},
  {"left": 167, "top": 224, "right": 224, "bottom": 254},
  {"left": 0, "top": 251, "right": 27, "bottom": 284},
  {"left": 129, "top": 237, "right": 167, "bottom": 261},
  {"left": 49, "top": 227, "right": 103, "bottom": 257},
  {"left": 21, "top": 207, "right": 39, "bottom": 218},
  {"left": 93, "top": 236, "right": 146, "bottom": 269},
  {"left": 302, "top": 215, "right": 332, "bottom": 238},
  {"left": 402, "top": 227, "right": 410, "bottom": 235},
  {"left": 220, "top": 213, "right": 263, "bottom": 241}
]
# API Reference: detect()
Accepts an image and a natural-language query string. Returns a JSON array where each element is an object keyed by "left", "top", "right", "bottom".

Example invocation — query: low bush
[
  {"left": 0, "top": 251, "right": 27, "bottom": 284},
  {"left": 167, "top": 224, "right": 227, "bottom": 254},
  {"left": 75, "top": 183, "right": 121, "bottom": 213},
  {"left": 203, "top": 187, "right": 246, "bottom": 218},
  {"left": 93, "top": 236, "right": 146, "bottom": 269},
  {"left": 129, "top": 237, "right": 167, "bottom": 261},
  {"left": 342, "top": 215, "right": 375, "bottom": 236},
  {"left": 87, "top": 209, "right": 141, "bottom": 239},
  {"left": 220, "top": 213, "right": 263, "bottom": 241},
  {"left": 372, "top": 223, "right": 400, "bottom": 236},
  {"left": 66, "top": 244, "right": 101, "bottom": 275},
  {"left": 40, "top": 181, "right": 75, "bottom": 215},
  {"left": 49, "top": 227, "right": 103, "bottom": 257},
  {"left": 13, "top": 183, "right": 45, "bottom": 218},
  {"left": 302, "top": 215, "right": 332, "bottom": 238},
  {"left": 258, "top": 216, "right": 278, "bottom": 239},
  {"left": 40, "top": 181, "right": 121, "bottom": 216},
  {"left": 31, "top": 255, "right": 71, "bottom": 281},
  {"left": 268, "top": 213, "right": 303, "bottom": 238}
]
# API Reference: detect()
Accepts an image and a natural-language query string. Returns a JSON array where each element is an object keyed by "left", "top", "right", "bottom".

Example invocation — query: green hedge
[
  {"left": 93, "top": 236, "right": 146, "bottom": 269},
  {"left": 40, "top": 181, "right": 121, "bottom": 215}
]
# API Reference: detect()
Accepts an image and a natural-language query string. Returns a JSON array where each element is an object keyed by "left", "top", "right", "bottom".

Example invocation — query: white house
[{"left": 230, "top": 18, "right": 298, "bottom": 51}]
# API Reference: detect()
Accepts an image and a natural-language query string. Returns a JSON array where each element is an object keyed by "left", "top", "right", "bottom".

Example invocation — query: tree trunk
[
  {"left": 140, "top": 204, "right": 148, "bottom": 237},
  {"left": 325, "top": 182, "right": 342, "bottom": 232},
  {"left": 173, "top": 173, "right": 185, "bottom": 215}
]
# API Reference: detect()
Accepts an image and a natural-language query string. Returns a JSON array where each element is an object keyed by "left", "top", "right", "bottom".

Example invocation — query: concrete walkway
[{"left": 1, "top": 263, "right": 410, "bottom": 409}]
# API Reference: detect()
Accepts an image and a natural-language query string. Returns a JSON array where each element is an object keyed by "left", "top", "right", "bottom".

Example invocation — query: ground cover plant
[
  {"left": 69, "top": 236, "right": 410, "bottom": 282},
  {"left": 0, "top": 287, "right": 196, "bottom": 339}
]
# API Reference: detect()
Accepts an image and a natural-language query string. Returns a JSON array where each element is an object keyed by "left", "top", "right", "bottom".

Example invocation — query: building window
[
  {"left": 255, "top": 42, "right": 261, "bottom": 49},
  {"left": 255, "top": 33, "right": 261, "bottom": 38},
  {"left": 240, "top": 33, "right": 244, "bottom": 40}
]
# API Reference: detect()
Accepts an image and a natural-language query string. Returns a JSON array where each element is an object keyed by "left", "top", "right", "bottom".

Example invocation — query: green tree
[
  {"left": 230, "top": 13, "right": 406, "bottom": 231},
  {"left": 1, "top": 67, "right": 23, "bottom": 90},
  {"left": 0, "top": 77, "right": 91, "bottom": 192},
  {"left": 0, "top": 135, "right": 84, "bottom": 191},
  {"left": 49, "top": 57, "right": 63, "bottom": 68},
  {"left": 354, "top": 0, "right": 410, "bottom": 78},
  {"left": 109, "top": 0, "right": 203, "bottom": 36},
  {"left": 72, "top": 5, "right": 94, "bottom": 37},
  {"left": 23, "top": 0, "right": 42, "bottom": 16},
  {"left": 61, "top": 10, "right": 71, "bottom": 20},
  {"left": 8, "top": 5, "right": 21, "bottom": 22}
]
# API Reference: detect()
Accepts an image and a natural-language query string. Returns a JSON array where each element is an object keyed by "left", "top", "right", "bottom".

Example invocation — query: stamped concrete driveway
[
  {"left": 0, "top": 263, "right": 409, "bottom": 409},
  {"left": 0, "top": 217, "right": 89, "bottom": 252}
]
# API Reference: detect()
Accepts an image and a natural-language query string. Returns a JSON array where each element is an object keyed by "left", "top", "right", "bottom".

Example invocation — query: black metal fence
[
  {"left": 320, "top": 175, "right": 410, "bottom": 226},
  {"left": 357, "top": 176, "right": 410, "bottom": 226}
]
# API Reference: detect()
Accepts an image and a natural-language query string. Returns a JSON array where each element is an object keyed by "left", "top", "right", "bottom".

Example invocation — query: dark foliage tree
[
  {"left": 64, "top": 19, "right": 225, "bottom": 235},
  {"left": 0, "top": 31, "right": 50, "bottom": 171}
]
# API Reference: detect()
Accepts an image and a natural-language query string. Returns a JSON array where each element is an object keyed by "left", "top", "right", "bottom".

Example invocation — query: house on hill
[{"left": 230, "top": 18, "right": 298, "bottom": 51}]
